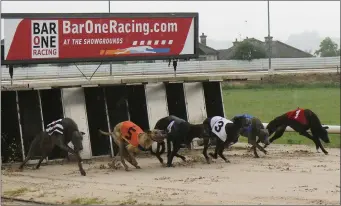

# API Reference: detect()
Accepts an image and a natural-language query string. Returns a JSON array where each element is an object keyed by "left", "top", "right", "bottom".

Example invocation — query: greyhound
[
  {"left": 202, "top": 115, "right": 249, "bottom": 163},
  {"left": 151, "top": 115, "right": 208, "bottom": 167},
  {"left": 232, "top": 114, "right": 269, "bottom": 158},
  {"left": 99, "top": 121, "right": 167, "bottom": 171},
  {"left": 265, "top": 108, "right": 330, "bottom": 154},
  {"left": 19, "top": 118, "right": 87, "bottom": 176}
]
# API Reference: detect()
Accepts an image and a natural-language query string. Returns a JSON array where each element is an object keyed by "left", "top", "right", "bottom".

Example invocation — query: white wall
[
  {"left": 61, "top": 88, "right": 92, "bottom": 159},
  {"left": 145, "top": 83, "right": 169, "bottom": 129},
  {"left": 183, "top": 82, "right": 207, "bottom": 124}
]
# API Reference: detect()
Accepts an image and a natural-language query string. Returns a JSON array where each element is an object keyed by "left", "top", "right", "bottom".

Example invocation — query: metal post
[
  {"left": 103, "top": 88, "right": 114, "bottom": 157},
  {"left": 267, "top": 0, "right": 272, "bottom": 74},
  {"left": 37, "top": 90, "right": 48, "bottom": 162},
  {"left": 337, "top": 65, "right": 339, "bottom": 74},
  {"left": 15, "top": 91, "right": 26, "bottom": 161},
  {"left": 109, "top": 1, "right": 113, "bottom": 76}
]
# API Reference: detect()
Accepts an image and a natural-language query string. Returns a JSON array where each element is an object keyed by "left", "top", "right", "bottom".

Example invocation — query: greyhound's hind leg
[
  {"left": 299, "top": 130, "right": 328, "bottom": 155},
  {"left": 119, "top": 142, "right": 130, "bottom": 171},
  {"left": 19, "top": 138, "right": 40, "bottom": 170}
]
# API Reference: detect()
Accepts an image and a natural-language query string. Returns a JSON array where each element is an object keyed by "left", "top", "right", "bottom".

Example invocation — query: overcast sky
[{"left": 1, "top": 1, "right": 340, "bottom": 42}]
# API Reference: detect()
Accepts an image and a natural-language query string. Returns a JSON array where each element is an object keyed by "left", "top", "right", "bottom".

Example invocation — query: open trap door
[
  {"left": 126, "top": 85, "right": 150, "bottom": 131},
  {"left": 104, "top": 85, "right": 130, "bottom": 156},
  {"left": 1, "top": 91, "right": 23, "bottom": 163},
  {"left": 40, "top": 89, "right": 65, "bottom": 160},
  {"left": 203, "top": 82, "right": 225, "bottom": 118},
  {"left": 84, "top": 87, "right": 111, "bottom": 157},
  {"left": 18, "top": 90, "right": 43, "bottom": 160},
  {"left": 165, "top": 83, "right": 188, "bottom": 121}
]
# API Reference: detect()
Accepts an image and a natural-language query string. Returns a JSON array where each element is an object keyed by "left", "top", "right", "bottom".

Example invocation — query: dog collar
[{"left": 138, "top": 144, "right": 148, "bottom": 151}]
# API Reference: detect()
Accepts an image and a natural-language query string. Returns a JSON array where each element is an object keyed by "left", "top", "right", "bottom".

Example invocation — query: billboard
[{"left": 1, "top": 13, "right": 199, "bottom": 65}]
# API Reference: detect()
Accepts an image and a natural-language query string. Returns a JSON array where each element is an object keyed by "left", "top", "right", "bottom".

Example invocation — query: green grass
[
  {"left": 223, "top": 87, "right": 340, "bottom": 148},
  {"left": 3, "top": 187, "right": 30, "bottom": 197},
  {"left": 70, "top": 197, "right": 104, "bottom": 205}
]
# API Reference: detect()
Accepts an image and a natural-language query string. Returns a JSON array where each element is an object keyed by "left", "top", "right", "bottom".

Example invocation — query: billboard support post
[{"left": 108, "top": 1, "right": 113, "bottom": 76}]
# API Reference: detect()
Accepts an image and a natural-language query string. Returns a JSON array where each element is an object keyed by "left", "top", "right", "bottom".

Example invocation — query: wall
[{"left": 2, "top": 56, "right": 339, "bottom": 81}]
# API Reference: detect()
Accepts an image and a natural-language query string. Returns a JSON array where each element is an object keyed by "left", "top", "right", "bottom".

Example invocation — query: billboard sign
[{"left": 1, "top": 13, "right": 199, "bottom": 65}]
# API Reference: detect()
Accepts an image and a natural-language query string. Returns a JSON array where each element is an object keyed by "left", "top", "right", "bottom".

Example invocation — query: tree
[
  {"left": 230, "top": 39, "right": 267, "bottom": 61},
  {"left": 314, "top": 37, "right": 340, "bottom": 57}
]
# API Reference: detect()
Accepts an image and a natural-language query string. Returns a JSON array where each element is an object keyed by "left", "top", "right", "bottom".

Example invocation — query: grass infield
[{"left": 222, "top": 82, "right": 340, "bottom": 148}]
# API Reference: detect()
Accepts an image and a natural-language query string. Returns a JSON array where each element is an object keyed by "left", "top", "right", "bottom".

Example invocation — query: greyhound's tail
[{"left": 98, "top": 129, "right": 114, "bottom": 137}]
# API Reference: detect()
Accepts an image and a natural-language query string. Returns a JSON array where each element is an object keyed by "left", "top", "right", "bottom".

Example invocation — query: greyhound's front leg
[
  {"left": 264, "top": 126, "right": 286, "bottom": 148},
  {"left": 217, "top": 143, "right": 230, "bottom": 163},
  {"left": 55, "top": 140, "right": 86, "bottom": 176},
  {"left": 126, "top": 148, "right": 140, "bottom": 169},
  {"left": 155, "top": 142, "right": 165, "bottom": 165},
  {"left": 202, "top": 138, "right": 211, "bottom": 164},
  {"left": 35, "top": 153, "right": 48, "bottom": 169},
  {"left": 167, "top": 142, "right": 181, "bottom": 167},
  {"left": 248, "top": 138, "right": 260, "bottom": 158},
  {"left": 209, "top": 143, "right": 219, "bottom": 159}
]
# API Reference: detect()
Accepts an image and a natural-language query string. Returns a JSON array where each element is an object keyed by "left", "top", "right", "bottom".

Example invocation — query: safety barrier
[{"left": 1, "top": 56, "right": 340, "bottom": 81}]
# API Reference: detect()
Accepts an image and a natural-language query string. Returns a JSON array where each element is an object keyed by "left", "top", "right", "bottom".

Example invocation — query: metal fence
[{"left": 2, "top": 56, "right": 340, "bottom": 81}]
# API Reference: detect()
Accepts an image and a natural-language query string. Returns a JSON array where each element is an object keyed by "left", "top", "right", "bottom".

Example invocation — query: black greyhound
[
  {"left": 265, "top": 108, "right": 330, "bottom": 154},
  {"left": 202, "top": 115, "right": 249, "bottom": 163},
  {"left": 19, "top": 118, "right": 87, "bottom": 176},
  {"left": 151, "top": 115, "right": 208, "bottom": 167},
  {"left": 232, "top": 114, "right": 269, "bottom": 158}
]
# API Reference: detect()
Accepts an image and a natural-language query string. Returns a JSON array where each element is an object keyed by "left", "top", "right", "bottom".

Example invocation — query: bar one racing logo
[{"left": 31, "top": 20, "right": 59, "bottom": 58}]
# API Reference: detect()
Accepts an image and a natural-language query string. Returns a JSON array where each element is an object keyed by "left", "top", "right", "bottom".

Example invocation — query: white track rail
[{"left": 262, "top": 123, "right": 340, "bottom": 134}]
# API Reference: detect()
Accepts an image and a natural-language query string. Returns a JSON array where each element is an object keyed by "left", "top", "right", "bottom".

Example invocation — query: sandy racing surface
[{"left": 1, "top": 143, "right": 340, "bottom": 205}]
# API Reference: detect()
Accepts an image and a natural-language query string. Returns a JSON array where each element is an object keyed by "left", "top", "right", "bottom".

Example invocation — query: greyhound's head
[
  {"left": 317, "top": 126, "right": 330, "bottom": 143},
  {"left": 71, "top": 131, "right": 85, "bottom": 152},
  {"left": 139, "top": 129, "right": 167, "bottom": 149}
]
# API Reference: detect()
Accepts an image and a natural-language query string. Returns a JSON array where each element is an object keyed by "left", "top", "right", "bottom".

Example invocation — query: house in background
[
  {"left": 218, "top": 36, "right": 314, "bottom": 60},
  {"left": 154, "top": 32, "right": 219, "bottom": 63},
  {"left": 197, "top": 33, "right": 219, "bottom": 61}
]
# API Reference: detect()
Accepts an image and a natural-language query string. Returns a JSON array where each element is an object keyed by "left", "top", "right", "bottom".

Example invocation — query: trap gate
[{"left": 1, "top": 81, "right": 225, "bottom": 163}]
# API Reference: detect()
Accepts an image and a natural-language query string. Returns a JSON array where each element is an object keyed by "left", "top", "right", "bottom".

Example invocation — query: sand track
[{"left": 1, "top": 143, "right": 340, "bottom": 205}]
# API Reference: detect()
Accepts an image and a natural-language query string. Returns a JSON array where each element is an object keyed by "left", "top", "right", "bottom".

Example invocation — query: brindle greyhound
[
  {"left": 202, "top": 116, "right": 249, "bottom": 163},
  {"left": 99, "top": 121, "right": 167, "bottom": 171},
  {"left": 265, "top": 108, "right": 330, "bottom": 154},
  {"left": 232, "top": 114, "right": 270, "bottom": 158},
  {"left": 19, "top": 118, "right": 87, "bottom": 176},
  {"left": 151, "top": 115, "right": 209, "bottom": 167}
]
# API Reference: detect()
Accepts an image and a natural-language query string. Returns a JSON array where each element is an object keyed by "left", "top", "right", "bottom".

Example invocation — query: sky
[{"left": 1, "top": 1, "right": 340, "bottom": 43}]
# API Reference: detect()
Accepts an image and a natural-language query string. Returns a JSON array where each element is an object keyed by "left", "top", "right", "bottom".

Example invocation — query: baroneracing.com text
[{"left": 63, "top": 20, "right": 178, "bottom": 36}]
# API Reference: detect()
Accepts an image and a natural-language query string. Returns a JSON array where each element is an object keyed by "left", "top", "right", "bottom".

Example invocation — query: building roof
[
  {"left": 198, "top": 42, "right": 219, "bottom": 55},
  {"left": 218, "top": 38, "right": 314, "bottom": 60}
]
